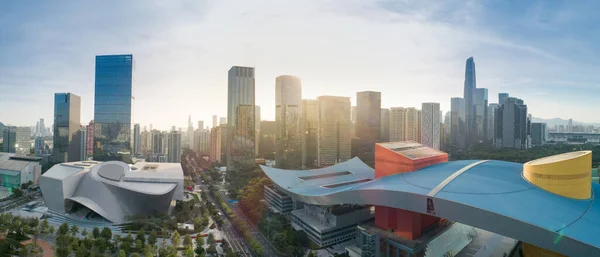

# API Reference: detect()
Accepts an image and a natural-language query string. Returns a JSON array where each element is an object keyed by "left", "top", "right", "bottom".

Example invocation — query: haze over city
[{"left": 2, "top": 0, "right": 600, "bottom": 128}]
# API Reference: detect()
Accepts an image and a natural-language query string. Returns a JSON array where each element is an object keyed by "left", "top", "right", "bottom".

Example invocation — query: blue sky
[{"left": 1, "top": 0, "right": 599, "bottom": 129}]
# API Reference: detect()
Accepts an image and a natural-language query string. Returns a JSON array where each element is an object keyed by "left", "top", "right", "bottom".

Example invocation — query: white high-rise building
[
  {"left": 389, "top": 107, "right": 407, "bottom": 142},
  {"left": 195, "top": 129, "right": 211, "bottom": 154},
  {"left": 187, "top": 115, "right": 194, "bottom": 150},
  {"left": 421, "top": 102, "right": 441, "bottom": 149},
  {"left": 405, "top": 107, "right": 420, "bottom": 142},
  {"left": 275, "top": 75, "right": 302, "bottom": 169},
  {"left": 212, "top": 115, "right": 217, "bottom": 128}
]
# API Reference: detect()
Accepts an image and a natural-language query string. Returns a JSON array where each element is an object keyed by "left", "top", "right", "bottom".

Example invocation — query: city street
[{"left": 196, "top": 177, "right": 253, "bottom": 257}]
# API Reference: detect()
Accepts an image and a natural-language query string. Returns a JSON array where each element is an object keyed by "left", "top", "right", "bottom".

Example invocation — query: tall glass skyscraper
[
  {"left": 93, "top": 54, "right": 134, "bottom": 161},
  {"left": 53, "top": 93, "right": 81, "bottom": 163},
  {"left": 227, "top": 66, "right": 255, "bottom": 171},
  {"left": 463, "top": 57, "right": 476, "bottom": 145},
  {"left": 275, "top": 75, "right": 302, "bottom": 169}
]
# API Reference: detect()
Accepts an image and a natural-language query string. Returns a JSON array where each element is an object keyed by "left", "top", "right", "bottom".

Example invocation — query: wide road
[
  {"left": 215, "top": 186, "right": 282, "bottom": 257},
  {"left": 196, "top": 177, "right": 253, "bottom": 257}
]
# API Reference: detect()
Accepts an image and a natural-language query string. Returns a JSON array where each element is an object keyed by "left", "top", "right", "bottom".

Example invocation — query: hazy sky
[{"left": 1, "top": 0, "right": 600, "bottom": 129}]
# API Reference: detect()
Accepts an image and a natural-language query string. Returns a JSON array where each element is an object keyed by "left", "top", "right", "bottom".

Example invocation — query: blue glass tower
[
  {"left": 93, "top": 54, "right": 134, "bottom": 161},
  {"left": 463, "top": 57, "right": 476, "bottom": 145}
]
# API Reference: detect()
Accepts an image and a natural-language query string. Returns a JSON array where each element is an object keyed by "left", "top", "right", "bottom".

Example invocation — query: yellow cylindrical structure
[
  {"left": 523, "top": 243, "right": 568, "bottom": 257},
  {"left": 523, "top": 151, "right": 592, "bottom": 200}
]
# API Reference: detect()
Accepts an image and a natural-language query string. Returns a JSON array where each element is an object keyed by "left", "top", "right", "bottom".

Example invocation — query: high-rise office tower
[
  {"left": 275, "top": 75, "right": 302, "bottom": 169},
  {"left": 220, "top": 117, "right": 227, "bottom": 125},
  {"left": 463, "top": 57, "right": 477, "bottom": 145},
  {"left": 195, "top": 128, "right": 211, "bottom": 154},
  {"left": 487, "top": 104, "right": 499, "bottom": 141},
  {"left": 421, "top": 103, "right": 441, "bottom": 149},
  {"left": 317, "top": 96, "right": 352, "bottom": 167},
  {"left": 444, "top": 111, "right": 451, "bottom": 136},
  {"left": 530, "top": 123, "right": 547, "bottom": 146},
  {"left": 53, "top": 93, "right": 81, "bottom": 162},
  {"left": 39, "top": 118, "right": 46, "bottom": 136},
  {"left": 389, "top": 107, "right": 407, "bottom": 142},
  {"left": 212, "top": 115, "right": 217, "bottom": 128},
  {"left": 15, "top": 127, "right": 32, "bottom": 155},
  {"left": 210, "top": 126, "right": 227, "bottom": 163},
  {"left": 568, "top": 119, "right": 573, "bottom": 133},
  {"left": 474, "top": 88, "right": 488, "bottom": 142},
  {"left": 2, "top": 127, "right": 16, "bottom": 153},
  {"left": 380, "top": 108, "right": 390, "bottom": 142},
  {"left": 351, "top": 106, "right": 357, "bottom": 137},
  {"left": 498, "top": 93, "right": 509, "bottom": 106},
  {"left": 198, "top": 121, "right": 204, "bottom": 131},
  {"left": 227, "top": 66, "right": 256, "bottom": 170},
  {"left": 187, "top": 115, "right": 194, "bottom": 150},
  {"left": 494, "top": 97, "right": 528, "bottom": 149},
  {"left": 34, "top": 136, "right": 46, "bottom": 155},
  {"left": 255, "top": 105, "right": 261, "bottom": 155},
  {"left": 301, "top": 99, "right": 319, "bottom": 168},
  {"left": 352, "top": 91, "right": 381, "bottom": 166},
  {"left": 74, "top": 127, "right": 87, "bottom": 161},
  {"left": 258, "top": 121, "right": 276, "bottom": 160},
  {"left": 133, "top": 124, "right": 141, "bottom": 156},
  {"left": 152, "top": 130, "right": 166, "bottom": 155},
  {"left": 450, "top": 98, "right": 466, "bottom": 149},
  {"left": 86, "top": 120, "right": 94, "bottom": 156},
  {"left": 405, "top": 107, "right": 420, "bottom": 142},
  {"left": 140, "top": 129, "right": 151, "bottom": 156},
  {"left": 93, "top": 54, "right": 134, "bottom": 161},
  {"left": 167, "top": 131, "right": 182, "bottom": 163}
]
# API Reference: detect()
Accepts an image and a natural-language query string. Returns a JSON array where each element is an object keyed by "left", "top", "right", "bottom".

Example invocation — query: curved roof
[{"left": 261, "top": 158, "right": 600, "bottom": 256}]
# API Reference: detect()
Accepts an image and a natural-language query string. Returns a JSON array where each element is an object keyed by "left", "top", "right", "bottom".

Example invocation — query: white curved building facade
[{"left": 40, "top": 160, "right": 184, "bottom": 223}]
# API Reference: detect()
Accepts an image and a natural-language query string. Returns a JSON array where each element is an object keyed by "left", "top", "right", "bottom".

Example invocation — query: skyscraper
[
  {"left": 133, "top": 124, "right": 141, "bottom": 156},
  {"left": 421, "top": 103, "right": 441, "bottom": 149},
  {"left": 93, "top": 54, "right": 134, "bottom": 161},
  {"left": 474, "top": 88, "right": 488, "bottom": 142},
  {"left": 212, "top": 115, "right": 218, "bottom": 128},
  {"left": 167, "top": 131, "right": 182, "bottom": 163},
  {"left": 317, "top": 96, "right": 352, "bottom": 167},
  {"left": 380, "top": 108, "right": 390, "bottom": 142},
  {"left": 187, "top": 115, "right": 194, "bottom": 150},
  {"left": 140, "top": 129, "right": 151, "bottom": 156},
  {"left": 487, "top": 104, "right": 499, "bottom": 141},
  {"left": 2, "top": 127, "right": 16, "bottom": 153},
  {"left": 53, "top": 93, "right": 81, "bottom": 162},
  {"left": 450, "top": 97, "right": 466, "bottom": 149},
  {"left": 15, "top": 127, "right": 32, "bottom": 155},
  {"left": 152, "top": 130, "right": 166, "bottom": 155},
  {"left": 275, "top": 75, "right": 302, "bottom": 169},
  {"left": 195, "top": 128, "right": 211, "bottom": 154},
  {"left": 463, "top": 57, "right": 477, "bottom": 145},
  {"left": 498, "top": 93, "right": 509, "bottom": 106},
  {"left": 86, "top": 120, "right": 94, "bottom": 156},
  {"left": 301, "top": 99, "right": 319, "bottom": 168},
  {"left": 75, "top": 127, "right": 87, "bottom": 161},
  {"left": 389, "top": 107, "right": 407, "bottom": 142},
  {"left": 227, "top": 66, "right": 255, "bottom": 170},
  {"left": 405, "top": 107, "right": 420, "bottom": 142},
  {"left": 494, "top": 97, "right": 528, "bottom": 149},
  {"left": 259, "top": 121, "right": 277, "bottom": 160},
  {"left": 39, "top": 118, "right": 46, "bottom": 136},
  {"left": 198, "top": 121, "right": 204, "bottom": 131},
  {"left": 354, "top": 91, "right": 381, "bottom": 166},
  {"left": 220, "top": 117, "right": 227, "bottom": 125}
]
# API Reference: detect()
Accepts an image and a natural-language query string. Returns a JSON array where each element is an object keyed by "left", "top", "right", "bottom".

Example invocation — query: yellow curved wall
[
  {"left": 523, "top": 243, "right": 568, "bottom": 257},
  {"left": 523, "top": 151, "right": 592, "bottom": 199}
]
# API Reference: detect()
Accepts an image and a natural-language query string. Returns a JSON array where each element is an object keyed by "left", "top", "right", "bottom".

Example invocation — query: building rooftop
[
  {"left": 376, "top": 141, "right": 446, "bottom": 160},
  {"left": 0, "top": 153, "right": 39, "bottom": 172}
]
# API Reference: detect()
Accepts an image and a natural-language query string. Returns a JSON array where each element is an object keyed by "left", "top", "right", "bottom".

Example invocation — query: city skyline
[{"left": 2, "top": 1, "right": 600, "bottom": 128}]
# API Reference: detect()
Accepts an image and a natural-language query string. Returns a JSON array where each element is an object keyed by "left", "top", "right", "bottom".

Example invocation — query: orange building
[{"left": 374, "top": 141, "right": 448, "bottom": 240}]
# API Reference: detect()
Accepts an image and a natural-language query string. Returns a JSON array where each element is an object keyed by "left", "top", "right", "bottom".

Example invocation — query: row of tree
[{"left": 257, "top": 212, "right": 309, "bottom": 257}]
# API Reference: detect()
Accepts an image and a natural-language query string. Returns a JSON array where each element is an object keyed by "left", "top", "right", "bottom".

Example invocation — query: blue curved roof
[{"left": 261, "top": 158, "right": 600, "bottom": 256}]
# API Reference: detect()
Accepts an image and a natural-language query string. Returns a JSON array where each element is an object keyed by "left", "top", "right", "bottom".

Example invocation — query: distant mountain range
[{"left": 531, "top": 117, "right": 600, "bottom": 128}]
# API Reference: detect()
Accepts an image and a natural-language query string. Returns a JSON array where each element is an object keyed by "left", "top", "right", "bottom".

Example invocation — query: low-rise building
[
  {"left": 0, "top": 153, "right": 42, "bottom": 188},
  {"left": 263, "top": 185, "right": 296, "bottom": 215}
]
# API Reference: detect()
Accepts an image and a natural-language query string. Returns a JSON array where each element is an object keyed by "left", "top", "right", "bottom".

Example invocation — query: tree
[
  {"left": 131, "top": 253, "right": 141, "bottom": 257},
  {"left": 183, "top": 234, "right": 193, "bottom": 248},
  {"left": 308, "top": 251, "right": 317, "bottom": 257},
  {"left": 136, "top": 229, "right": 146, "bottom": 246},
  {"left": 81, "top": 228, "right": 88, "bottom": 238},
  {"left": 144, "top": 249, "right": 155, "bottom": 257},
  {"left": 207, "top": 233, "right": 216, "bottom": 246},
  {"left": 147, "top": 233, "right": 158, "bottom": 247},
  {"left": 206, "top": 245, "right": 217, "bottom": 255},
  {"left": 195, "top": 237, "right": 205, "bottom": 256},
  {"left": 58, "top": 222, "right": 70, "bottom": 235},
  {"left": 12, "top": 188, "right": 24, "bottom": 198},
  {"left": 71, "top": 224, "right": 80, "bottom": 236},
  {"left": 118, "top": 249, "right": 127, "bottom": 257},
  {"left": 101, "top": 227, "right": 113, "bottom": 241},
  {"left": 184, "top": 246, "right": 195, "bottom": 257},
  {"left": 171, "top": 230, "right": 181, "bottom": 247},
  {"left": 76, "top": 245, "right": 88, "bottom": 257},
  {"left": 48, "top": 225, "right": 55, "bottom": 238},
  {"left": 93, "top": 227, "right": 101, "bottom": 239},
  {"left": 55, "top": 234, "right": 73, "bottom": 257}
]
